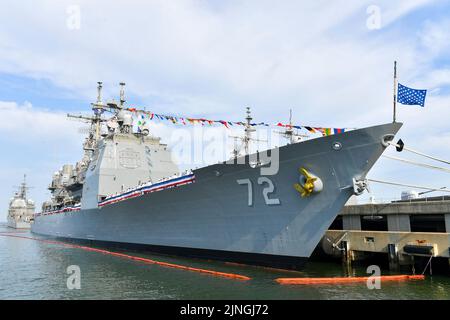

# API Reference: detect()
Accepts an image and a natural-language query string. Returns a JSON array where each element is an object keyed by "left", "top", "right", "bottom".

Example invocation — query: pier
[{"left": 320, "top": 196, "right": 450, "bottom": 272}]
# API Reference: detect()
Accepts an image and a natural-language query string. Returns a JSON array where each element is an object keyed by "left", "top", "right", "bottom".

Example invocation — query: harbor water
[{"left": 1, "top": 225, "right": 449, "bottom": 300}]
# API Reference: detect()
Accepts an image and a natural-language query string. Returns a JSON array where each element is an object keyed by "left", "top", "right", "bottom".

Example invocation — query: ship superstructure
[
  {"left": 41, "top": 82, "right": 179, "bottom": 213},
  {"left": 32, "top": 83, "right": 402, "bottom": 270},
  {"left": 7, "top": 175, "right": 35, "bottom": 229}
]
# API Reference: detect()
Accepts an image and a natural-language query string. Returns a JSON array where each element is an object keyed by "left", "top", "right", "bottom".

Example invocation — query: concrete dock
[{"left": 320, "top": 196, "right": 450, "bottom": 272}]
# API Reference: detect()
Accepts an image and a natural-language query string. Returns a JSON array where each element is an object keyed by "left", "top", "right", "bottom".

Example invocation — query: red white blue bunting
[
  {"left": 98, "top": 173, "right": 196, "bottom": 208},
  {"left": 35, "top": 174, "right": 196, "bottom": 215},
  {"left": 35, "top": 204, "right": 81, "bottom": 217}
]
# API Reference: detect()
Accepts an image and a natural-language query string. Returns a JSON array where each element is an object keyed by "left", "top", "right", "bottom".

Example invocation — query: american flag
[{"left": 397, "top": 83, "right": 427, "bottom": 107}]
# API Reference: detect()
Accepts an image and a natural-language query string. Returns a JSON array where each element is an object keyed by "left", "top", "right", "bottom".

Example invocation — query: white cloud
[
  {"left": 0, "top": 1, "right": 438, "bottom": 118},
  {"left": 419, "top": 19, "right": 450, "bottom": 55},
  {"left": 0, "top": 101, "right": 85, "bottom": 218},
  {"left": 380, "top": 0, "right": 436, "bottom": 27},
  {"left": 0, "top": 101, "right": 81, "bottom": 141}
]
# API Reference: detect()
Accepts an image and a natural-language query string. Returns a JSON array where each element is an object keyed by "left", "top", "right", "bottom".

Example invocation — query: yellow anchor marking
[{"left": 294, "top": 167, "right": 317, "bottom": 197}]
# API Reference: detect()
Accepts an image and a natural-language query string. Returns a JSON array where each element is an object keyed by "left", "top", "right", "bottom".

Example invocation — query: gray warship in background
[
  {"left": 7, "top": 175, "right": 35, "bottom": 229},
  {"left": 31, "top": 82, "right": 402, "bottom": 269}
]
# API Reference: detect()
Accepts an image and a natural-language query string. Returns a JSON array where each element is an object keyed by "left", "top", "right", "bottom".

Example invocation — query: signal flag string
[{"left": 126, "top": 107, "right": 352, "bottom": 136}]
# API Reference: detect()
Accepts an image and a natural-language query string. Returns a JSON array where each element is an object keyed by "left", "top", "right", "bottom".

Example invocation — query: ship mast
[
  {"left": 284, "top": 109, "right": 294, "bottom": 144},
  {"left": 14, "top": 174, "right": 32, "bottom": 200},
  {"left": 67, "top": 82, "right": 108, "bottom": 151},
  {"left": 243, "top": 107, "right": 256, "bottom": 155},
  {"left": 276, "top": 109, "right": 308, "bottom": 144},
  {"left": 92, "top": 81, "right": 105, "bottom": 140},
  {"left": 230, "top": 107, "right": 266, "bottom": 157},
  {"left": 20, "top": 174, "right": 28, "bottom": 199},
  {"left": 119, "top": 82, "right": 126, "bottom": 109}
]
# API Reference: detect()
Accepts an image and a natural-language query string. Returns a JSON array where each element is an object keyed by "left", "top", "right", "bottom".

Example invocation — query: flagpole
[{"left": 393, "top": 60, "right": 398, "bottom": 123}]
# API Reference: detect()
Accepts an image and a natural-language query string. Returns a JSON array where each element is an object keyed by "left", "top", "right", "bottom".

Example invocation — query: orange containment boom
[
  {"left": 276, "top": 275, "right": 425, "bottom": 285},
  {"left": 0, "top": 233, "right": 251, "bottom": 281}
]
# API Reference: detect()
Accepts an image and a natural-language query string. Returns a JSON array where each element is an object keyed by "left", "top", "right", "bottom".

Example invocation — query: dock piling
[{"left": 388, "top": 243, "right": 400, "bottom": 271}]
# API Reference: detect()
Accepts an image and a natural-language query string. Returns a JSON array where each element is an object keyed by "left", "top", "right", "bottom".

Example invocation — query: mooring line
[
  {"left": 388, "top": 141, "right": 450, "bottom": 165},
  {"left": 382, "top": 154, "right": 450, "bottom": 174},
  {"left": 0, "top": 233, "right": 251, "bottom": 281},
  {"left": 368, "top": 179, "right": 450, "bottom": 193}
]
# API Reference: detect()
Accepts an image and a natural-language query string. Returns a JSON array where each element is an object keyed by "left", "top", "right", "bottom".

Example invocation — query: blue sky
[{"left": 1, "top": 0, "right": 450, "bottom": 220}]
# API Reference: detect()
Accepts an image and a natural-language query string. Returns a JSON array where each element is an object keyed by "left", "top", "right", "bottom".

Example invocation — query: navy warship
[
  {"left": 31, "top": 82, "right": 402, "bottom": 269},
  {"left": 7, "top": 175, "right": 35, "bottom": 229}
]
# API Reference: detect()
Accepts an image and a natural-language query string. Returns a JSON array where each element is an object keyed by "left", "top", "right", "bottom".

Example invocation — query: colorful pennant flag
[{"left": 125, "top": 107, "right": 350, "bottom": 136}]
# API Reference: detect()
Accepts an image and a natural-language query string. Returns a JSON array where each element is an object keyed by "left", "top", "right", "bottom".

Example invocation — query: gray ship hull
[{"left": 32, "top": 122, "right": 401, "bottom": 269}]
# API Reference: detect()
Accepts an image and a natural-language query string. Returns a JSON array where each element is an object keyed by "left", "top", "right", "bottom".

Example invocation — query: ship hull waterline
[
  {"left": 32, "top": 122, "right": 402, "bottom": 270},
  {"left": 7, "top": 219, "right": 31, "bottom": 229}
]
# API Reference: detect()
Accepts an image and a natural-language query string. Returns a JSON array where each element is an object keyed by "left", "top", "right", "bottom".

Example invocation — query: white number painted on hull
[
  {"left": 258, "top": 177, "right": 280, "bottom": 205},
  {"left": 237, "top": 179, "right": 253, "bottom": 206},
  {"left": 237, "top": 178, "right": 280, "bottom": 206}
]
